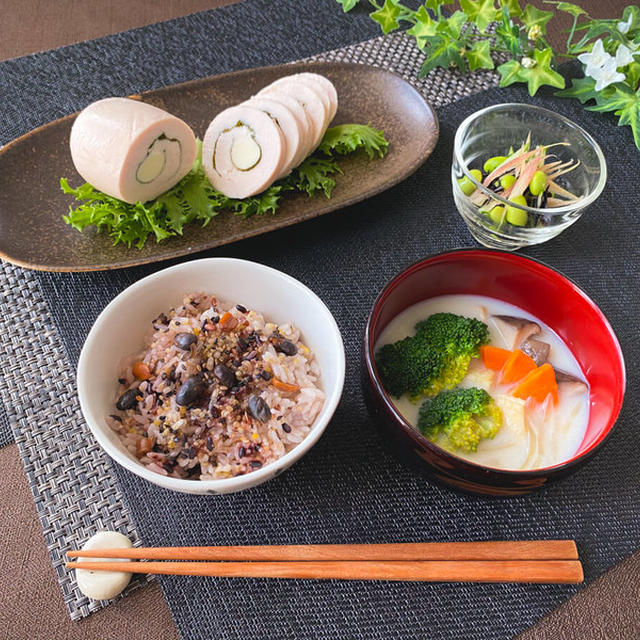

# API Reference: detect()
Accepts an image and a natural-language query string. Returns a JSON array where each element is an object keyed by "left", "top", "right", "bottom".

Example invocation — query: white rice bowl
[{"left": 77, "top": 258, "right": 345, "bottom": 495}]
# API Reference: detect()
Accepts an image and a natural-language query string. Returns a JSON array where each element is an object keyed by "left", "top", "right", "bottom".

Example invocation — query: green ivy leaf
[
  {"left": 554, "top": 2, "right": 587, "bottom": 17},
  {"left": 497, "top": 58, "right": 525, "bottom": 86},
  {"left": 626, "top": 61, "right": 640, "bottom": 90},
  {"left": 460, "top": 0, "right": 498, "bottom": 33},
  {"left": 569, "top": 23, "right": 614, "bottom": 54},
  {"left": 336, "top": 0, "right": 359, "bottom": 12},
  {"left": 419, "top": 34, "right": 467, "bottom": 76},
  {"left": 587, "top": 83, "right": 640, "bottom": 148},
  {"left": 521, "top": 4, "right": 554, "bottom": 34},
  {"left": 498, "top": 0, "right": 522, "bottom": 17},
  {"left": 407, "top": 5, "right": 438, "bottom": 49},
  {"left": 466, "top": 39, "right": 495, "bottom": 70},
  {"left": 437, "top": 10, "right": 468, "bottom": 39},
  {"left": 370, "top": 0, "right": 403, "bottom": 34},
  {"left": 621, "top": 5, "right": 640, "bottom": 32},
  {"left": 519, "top": 47, "right": 565, "bottom": 95},
  {"left": 555, "top": 76, "right": 599, "bottom": 103},
  {"left": 425, "top": 0, "right": 455, "bottom": 10},
  {"left": 496, "top": 21, "right": 523, "bottom": 56}
]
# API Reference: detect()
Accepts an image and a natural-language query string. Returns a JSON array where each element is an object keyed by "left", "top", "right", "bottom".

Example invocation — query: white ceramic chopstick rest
[{"left": 75, "top": 531, "right": 133, "bottom": 600}]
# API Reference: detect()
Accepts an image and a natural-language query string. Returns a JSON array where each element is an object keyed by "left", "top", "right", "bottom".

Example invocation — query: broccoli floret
[
  {"left": 418, "top": 387, "right": 502, "bottom": 452},
  {"left": 375, "top": 335, "right": 444, "bottom": 398},
  {"left": 415, "top": 312, "right": 489, "bottom": 355},
  {"left": 414, "top": 313, "right": 490, "bottom": 392}
]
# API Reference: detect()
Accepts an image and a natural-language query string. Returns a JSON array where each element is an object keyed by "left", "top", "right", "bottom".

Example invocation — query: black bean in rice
[{"left": 106, "top": 293, "right": 325, "bottom": 480}]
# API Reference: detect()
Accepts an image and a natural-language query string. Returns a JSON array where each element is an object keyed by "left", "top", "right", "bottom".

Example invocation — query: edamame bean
[
  {"left": 457, "top": 169, "right": 483, "bottom": 196},
  {"left": 488, "top": 206, "right": 505, "bottom": 225},
  {"left": 529, "top": 170, "right": 547, "bottom": 196},
  {"left": 500, "top": 173, "right": 516, "bottom": 189},
  {"left": 483, "top": 156, "right": 507, "bottom": 173},
  {"left": 505, "top": 195, "right": 528, "bottom": 226}
]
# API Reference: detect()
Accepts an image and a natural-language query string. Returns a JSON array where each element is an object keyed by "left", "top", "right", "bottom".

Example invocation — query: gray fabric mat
[
  {"left": 1, "top": 0, "right": 639, "bottom": 638},
  {"left": 0, "top": 258, "right": 153, "bottom": 620},
  {"left": 0, "top": 401, "right": 11, "bottom": 448}
]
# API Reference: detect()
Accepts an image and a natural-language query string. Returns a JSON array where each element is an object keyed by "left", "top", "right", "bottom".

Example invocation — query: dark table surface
[{"left": 0, "top": 1, "right": 638, "bottom": 639}]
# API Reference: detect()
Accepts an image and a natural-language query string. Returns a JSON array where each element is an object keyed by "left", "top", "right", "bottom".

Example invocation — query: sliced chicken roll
[
  {"left": 202, "top": 105, "right": 286, "bottom": 199},
  {"left": 69, "top": 97, "right": 197, "bottom": 204},
  {"left": 293, "top": 73, "right": 338, "bottom": 122},
  {"left": 243, "top": 96, "right": 305, "bottom": 178},
  {"left": 252, "top": 92, "right": 314, "bottom": 167},
  {"left": 259, "top": 81, "right": 327, "bottom": 150}
]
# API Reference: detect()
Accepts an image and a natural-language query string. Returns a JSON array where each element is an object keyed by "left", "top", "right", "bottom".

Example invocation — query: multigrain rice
[{"left": 107, "top": 292, "right": 324, "bottom": 479}]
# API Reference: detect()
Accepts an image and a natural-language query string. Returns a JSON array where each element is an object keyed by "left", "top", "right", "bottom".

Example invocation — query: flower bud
[
  {"left": 521, "top": 56, "right": 536, "bottom": 69},
  {"left": 528, "top": 25, "right": 542, "bottom": 41}
]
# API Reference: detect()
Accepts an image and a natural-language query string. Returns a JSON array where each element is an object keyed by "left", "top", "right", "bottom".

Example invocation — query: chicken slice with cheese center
[
  {"left": 295, "top": 72, "right": 338, "bottom": 121},
  {"left": 284, "top": 73, "right": 337, "bottom": 127},
  {"left": 202, "top": 105, "right": 286, "bottom": 199},
  {"left": 69, "top": 97, "right": 197, "bottom": 204},
  {"left": 250, "top": 92, "right": 314, "bottom": 166},
  {"left": 258, "top": 81, "right": 327, "bottom": 150},
  {"left": 244, "top": 96, "right": 305, "bottom": 178}
]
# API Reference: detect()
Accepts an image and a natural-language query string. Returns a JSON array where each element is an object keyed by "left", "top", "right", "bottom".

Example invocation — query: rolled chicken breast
[
  {"left": 258, "top": 81, "right": 327, "bottom": 149},
  {"left": 296, "top": 72, "right": 338, "bottom": 121},
  {"left": 250, "top": 92, "right": 314, "bottom": 166},
  {"left": 202, "top": 105, "right": 286, "bottom": 199},
  {"left": 69, "top": 97, "right": 197, "bottom": 204},
  {"left": 243, "top": 96, "right": 305, "bottom": 178}
]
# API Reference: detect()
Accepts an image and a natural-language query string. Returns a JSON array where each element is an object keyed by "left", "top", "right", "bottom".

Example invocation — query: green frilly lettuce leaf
[{"left": 61, "top": 124, "right": 389, "bottom": 249}]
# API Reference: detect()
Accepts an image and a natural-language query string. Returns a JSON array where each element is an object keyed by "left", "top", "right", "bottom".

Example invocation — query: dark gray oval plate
[{"left": 0, "top": 62, "right": 438, "bottom": 272}]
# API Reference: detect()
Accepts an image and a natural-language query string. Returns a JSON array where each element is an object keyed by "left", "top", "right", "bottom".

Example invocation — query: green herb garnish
[
  {"left": 61, "top": 124, "right": 389, "bottom": 249},
  {"left": 337, "top": 1, "right": 640, "bottom": 149}
]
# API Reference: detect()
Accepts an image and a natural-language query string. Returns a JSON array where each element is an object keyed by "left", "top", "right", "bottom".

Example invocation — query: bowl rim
[
  {"left": 364, "top": 247, "right": 626, "bottom": 478},
  {"left": 77, "top": 257, "right": 346, "bottom": 492},
  {"left": 453, "top": 102, "right": 608, "bottom": 217}
]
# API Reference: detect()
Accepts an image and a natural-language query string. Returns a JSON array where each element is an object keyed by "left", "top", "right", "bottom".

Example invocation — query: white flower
[
  {"left": 578, "top": 39, "right": 613, "bottom": 76},
  {"left": 591, "top": 57, "right": 626, "bottom": 91},
  {"left": 617, "top": 14, "right": 633, "bottom": 34},
  {"left": 615, "top": 43, "right": 636, "bottom": 67},
  {"left": 521, "top": 56, "right": 536, "bottom": 69}
]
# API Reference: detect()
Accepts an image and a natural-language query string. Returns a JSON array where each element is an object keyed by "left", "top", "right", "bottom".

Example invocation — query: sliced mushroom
[
  {"left": 519, "top": 338, "right": 550, "bottom": 366},
  {"left": 554, "top": 369, "right": 589, "bottom": 395},
  {"left": 491, "top": 315, "right": 541, "bottom": 349}
]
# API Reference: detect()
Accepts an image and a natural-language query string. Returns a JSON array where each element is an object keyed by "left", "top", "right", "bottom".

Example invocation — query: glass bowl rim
[{"left": 453, "top": 102, "right": 608, "bottom": 217}]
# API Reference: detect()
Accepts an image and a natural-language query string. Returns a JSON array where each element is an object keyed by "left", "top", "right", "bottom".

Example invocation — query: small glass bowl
[{"left": 452, "top": 103, "right": 607, "bottom": 250}]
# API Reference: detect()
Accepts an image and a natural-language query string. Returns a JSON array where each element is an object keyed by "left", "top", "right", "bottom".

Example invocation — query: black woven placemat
[
  {"left": 1, "top": 0, "right": 639, "bottom": 638},
  {"left": 40, "top": 83, "right": 640, "bottom": 639}
]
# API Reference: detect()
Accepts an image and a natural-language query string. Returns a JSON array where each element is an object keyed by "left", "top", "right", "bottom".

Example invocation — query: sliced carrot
[
  {"left": 512, "top": 363, "right": 559, "bottom": 405},
  {"left": 272, "top": 378, "right": 300, "bottom": 393},
  {"left": 481, "top": 345, "right": 511, "bottom": 371},
  {"left": 219, "top": 311, "right": 238, "bottom": 331},
  {"left": 132, "top": 361, "right": 151, "bottom": 380},
  {"left": 499, "top": 348, "right": 537, "bottom": 384}
]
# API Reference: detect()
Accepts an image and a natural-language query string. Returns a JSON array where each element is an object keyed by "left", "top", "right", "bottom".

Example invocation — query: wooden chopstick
[
  {"left": 66, "top": 540, "right": 578, "bottom": 562},
  {"left": 65, "top": 559, "right": 584, "bottom": 583}
]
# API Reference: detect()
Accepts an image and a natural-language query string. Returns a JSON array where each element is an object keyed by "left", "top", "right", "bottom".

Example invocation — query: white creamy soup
[{"left": 375, "top": 294, "right": 589, "bottom": 470}]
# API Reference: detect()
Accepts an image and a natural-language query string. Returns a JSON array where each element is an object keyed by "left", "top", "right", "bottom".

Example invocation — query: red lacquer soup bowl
[{"left": 363, "top": 249, "right": 626, "bottom": 496}]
